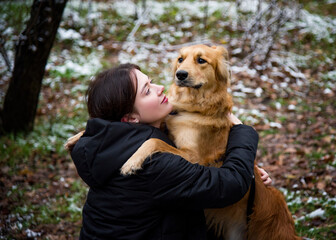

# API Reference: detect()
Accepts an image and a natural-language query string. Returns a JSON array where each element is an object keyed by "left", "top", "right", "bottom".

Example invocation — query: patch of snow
[
  {"left": 280, "top": 82, "right": 288, "bottom": 88},
  {"left": 307, "top": 196, "right": 319, "bottom": 204},
  {"left": 67, "top": 201, "right": 82, "bottom": 213},
  {"left": 232, "top": 48, "right": 242, "bottom": 55},
  {"left": 323, "top": 70, "right": 336, "bottom": 81},
  {"left": 296, "top": 10, "right": 336, "bottom": 43},
  {"left": 25, "top": 229, "right": 42, "bottom": 238},
  {"left": 324, "top": 88, "right": 333, "bottom": 95},
  {"left": 113, "top": 0, "right": 136, "bottom": 17},
  {"left": 286, "top": 196, "right": 302, "bottom": 206},
  {"left": 245, "top": 116, "right": 259, "bottom": 124},
  {"left": 58, "top": 28, "right": 82, "bottom": 40},
  {"left": 307, "top": 208, "right": 326, "bottom": 219},
  {"left": 269, "top": 122, "right": 282, "bottom": 128},
  {"left": 52, "top": 52, "right": 102, "bottom": 78},
  {"left": 231, "top": 65, "right": 257, "bottom": 77},
  {"left": 232, "top": 92, "right": 247, "bottom": 98},
  {"left": 255, "top": 87, "right": 263, "bottom": 97},
  {"left": 288, "top": 104, "right": 296, "bottom": 110},
  {"left": 272, "top": 84, "right": 279, "bottom": 91}
]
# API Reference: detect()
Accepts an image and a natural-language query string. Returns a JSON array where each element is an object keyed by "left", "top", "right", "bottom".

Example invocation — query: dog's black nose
[{"left": 176, "top": 70, "right": 188, "bottom": 81}]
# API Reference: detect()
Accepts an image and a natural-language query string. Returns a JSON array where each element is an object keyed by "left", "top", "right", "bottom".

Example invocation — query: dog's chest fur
[
  {"left": 166, "top": 112, "right": 230, "bottom": 166},
  {"left": 166, "top": 82, "right": 233, "bottom": 166}
]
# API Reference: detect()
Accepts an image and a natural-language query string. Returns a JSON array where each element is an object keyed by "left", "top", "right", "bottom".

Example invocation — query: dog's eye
[
  {"left": 178, "top": 57, "right": 183, "bottom": 63},
  {"left": 197, "top": 57, "right": 207, "bottom": 64}
]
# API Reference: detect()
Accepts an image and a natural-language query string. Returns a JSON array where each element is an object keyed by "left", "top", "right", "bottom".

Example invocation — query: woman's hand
[
  {"left": 228, "top": 113, "right": 242, "bottom": 125},
  {"left": 257, "top": 166, "right": 272, "bottom": 186}
]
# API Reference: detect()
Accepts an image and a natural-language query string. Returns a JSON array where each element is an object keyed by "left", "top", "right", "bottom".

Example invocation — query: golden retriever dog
[{"left": 120, "top": 45, "right": 301, "bottom": 240}]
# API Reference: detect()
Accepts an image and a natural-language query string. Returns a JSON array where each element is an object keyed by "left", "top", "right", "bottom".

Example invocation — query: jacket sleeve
[{"left": 145, "top": 124, "right": 258, "bottom": 209}]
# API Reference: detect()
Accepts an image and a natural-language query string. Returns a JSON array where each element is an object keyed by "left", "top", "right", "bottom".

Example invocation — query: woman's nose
[{"left": 156, "top": 84, "right": 164, "bottom": 95}]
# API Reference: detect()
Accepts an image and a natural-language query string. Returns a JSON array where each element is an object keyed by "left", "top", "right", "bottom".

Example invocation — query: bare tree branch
[{"left": 0, "top": 33, "right": 11, "bottom": 72}]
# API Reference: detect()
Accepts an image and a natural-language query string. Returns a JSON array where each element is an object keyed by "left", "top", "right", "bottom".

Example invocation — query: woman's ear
[{"left": 121, "top": 113, "right": 140, "bottom": 123}]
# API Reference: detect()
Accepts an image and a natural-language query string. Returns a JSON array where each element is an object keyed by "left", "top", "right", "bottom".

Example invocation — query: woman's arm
[
  {"left": 229, "top": 113, "right": 272, "bottom": 186},
  {"left": 146, "top": 124, "right": 258, "bottom": 209}
]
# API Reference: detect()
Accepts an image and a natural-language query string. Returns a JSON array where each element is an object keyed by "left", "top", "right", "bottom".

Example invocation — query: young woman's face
[{"left": 132, "top": 69, "right": 173, "bottom": 128}]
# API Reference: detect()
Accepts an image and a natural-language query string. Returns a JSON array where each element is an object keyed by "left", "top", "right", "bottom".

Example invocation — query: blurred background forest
[{"left": 0, "top": 0, "right": 335, "bottom": 239}]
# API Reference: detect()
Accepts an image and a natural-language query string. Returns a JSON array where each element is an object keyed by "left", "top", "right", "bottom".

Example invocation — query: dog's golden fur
[{"left": 120, "top": 45, "right": 301, "bottom": 240}]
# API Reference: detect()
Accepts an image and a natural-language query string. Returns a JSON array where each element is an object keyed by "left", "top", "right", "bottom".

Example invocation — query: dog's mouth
[{"left": 175, "top": 79, "right": 203, "bottom": 89}]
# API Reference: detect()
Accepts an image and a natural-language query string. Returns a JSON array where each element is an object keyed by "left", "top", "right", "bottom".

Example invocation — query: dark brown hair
[{"left": 86, "top": 63, "right": 140, "bottom": 121}]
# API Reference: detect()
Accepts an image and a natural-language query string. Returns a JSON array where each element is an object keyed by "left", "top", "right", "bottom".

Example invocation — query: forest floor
[{"left": 0, "top": 0, "right": 335, "bottom": 239}]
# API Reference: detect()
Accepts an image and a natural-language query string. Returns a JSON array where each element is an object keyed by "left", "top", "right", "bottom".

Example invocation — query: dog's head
[{"left": 172, "top": 44, "right": 230, "bottom": 90}]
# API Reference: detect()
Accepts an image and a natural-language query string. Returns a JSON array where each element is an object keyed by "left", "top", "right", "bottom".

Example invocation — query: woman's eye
[
  {"left": 146, "top": 88, "right": 151, "bottom": 95},
  {"left": 197, "top": 57, "right": 207, "bottom": 64},
  {"left": 178, "top": 57, "right": 183, "bottom": 63}
]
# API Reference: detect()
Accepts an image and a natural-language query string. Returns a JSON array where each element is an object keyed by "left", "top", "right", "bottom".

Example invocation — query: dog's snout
[{"left": 176, "top": 70, "right": 188, "bottom": 81}]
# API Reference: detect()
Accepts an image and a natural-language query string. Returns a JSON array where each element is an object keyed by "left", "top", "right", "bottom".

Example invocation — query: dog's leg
[
  {"left": 120, "top": 138, "right": 188, "bottom": 175},
  {"left": 247, "top": 167, "right": 301, "bottom": 240}
]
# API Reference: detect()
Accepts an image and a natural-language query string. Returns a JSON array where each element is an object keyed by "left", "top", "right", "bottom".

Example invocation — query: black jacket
[{"left": 71, "top": 118, "right": 258, "bottom": 240}]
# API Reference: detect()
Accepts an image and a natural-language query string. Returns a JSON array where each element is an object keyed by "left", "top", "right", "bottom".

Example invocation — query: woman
[{"left": 69, "top": 63, "right": 271, "bottom": 239}]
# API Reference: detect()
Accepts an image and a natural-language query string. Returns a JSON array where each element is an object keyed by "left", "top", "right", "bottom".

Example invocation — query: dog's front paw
[
  {"left": 120, "top": 159, "right": 143, "bottom": 176},
  {"left": 64, "top": 131, "right": 84, "bottom": 151},
  {"left": 120, "top": 139, "right": 156, "bottom": 175}
]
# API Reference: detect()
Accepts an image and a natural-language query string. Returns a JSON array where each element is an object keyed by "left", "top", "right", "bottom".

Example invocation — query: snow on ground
[
  {"left": 295, "top": 9, "right": 336, "bottom": 43},
  {"left": 1, "top": 0, "right": 333, "bottom": 94}
]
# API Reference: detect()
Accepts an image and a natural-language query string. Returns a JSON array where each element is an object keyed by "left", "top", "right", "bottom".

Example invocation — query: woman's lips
[{"left": 161, "top": 95, "right": 168, "bottom": 104}]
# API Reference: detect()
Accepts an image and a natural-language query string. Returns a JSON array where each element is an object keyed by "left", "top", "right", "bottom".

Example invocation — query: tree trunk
[{"left": 0, "top": 0, "right": 68, "bottom": 134}]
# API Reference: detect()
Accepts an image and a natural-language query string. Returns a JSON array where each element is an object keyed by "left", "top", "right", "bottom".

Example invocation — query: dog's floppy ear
[
  {"left": 212, "top": 46, "right": 230, "bottom": 87},
  {"left": 212, "top": 45, "right": 229, "bottom": 60}
]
